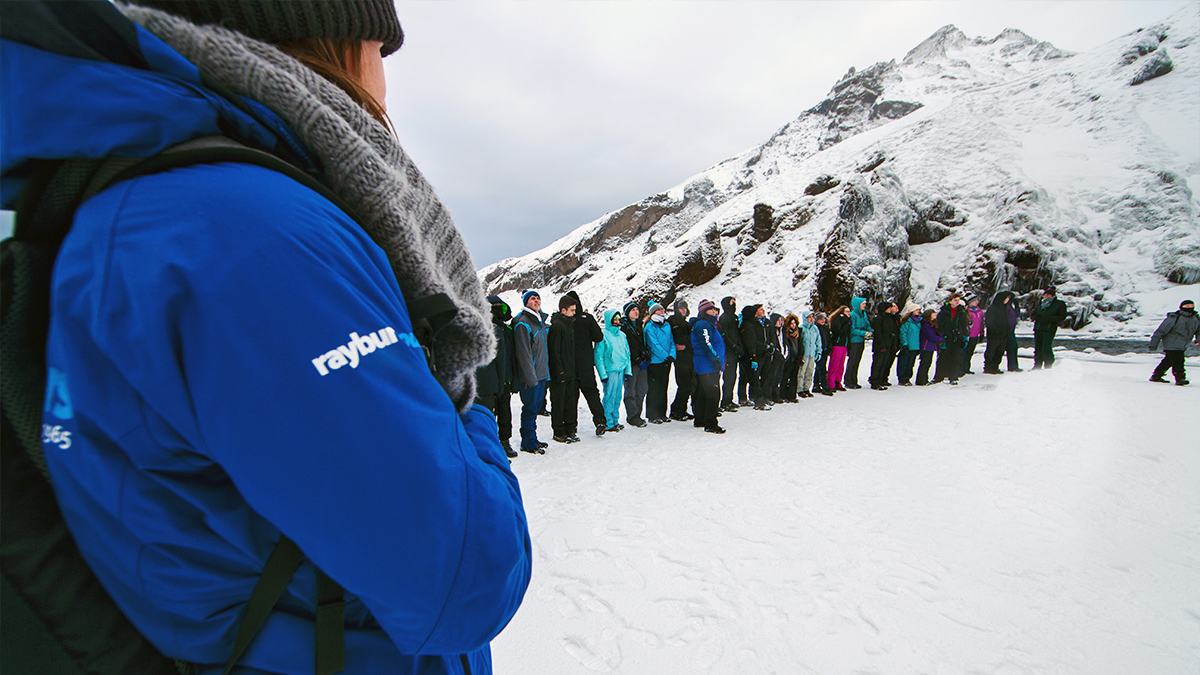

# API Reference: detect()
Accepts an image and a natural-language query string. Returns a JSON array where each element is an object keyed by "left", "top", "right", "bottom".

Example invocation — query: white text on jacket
[{"left": 311, "top": 328, "right": 419, "bottom": 375}]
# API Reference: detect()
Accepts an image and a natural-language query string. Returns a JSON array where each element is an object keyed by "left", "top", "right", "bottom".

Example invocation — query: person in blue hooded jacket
[
  {"left": 594, "top": 310, "right": 632, "bottom": 432},
  {"left": 846, "top": 296, "right": 871, "bottom": 388},
  {"left": 690, "top": 300, "right": 726, "bottom": 434},
  {"left": 643, "top": 302, "right": 675, "bottom": 424},
  {"left": 1, "top": 2, "right": 530, "bottom": 673}
]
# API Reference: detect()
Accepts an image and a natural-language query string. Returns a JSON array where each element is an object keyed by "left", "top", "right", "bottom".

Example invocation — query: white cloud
[{"left": 386, "top": 0, "right": 1194, "bottom": 267}]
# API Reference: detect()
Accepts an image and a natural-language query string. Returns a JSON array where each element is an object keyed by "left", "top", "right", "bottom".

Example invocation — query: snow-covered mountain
[{"left": 479, "top": 9, "right": 1199, "bottom": 336}]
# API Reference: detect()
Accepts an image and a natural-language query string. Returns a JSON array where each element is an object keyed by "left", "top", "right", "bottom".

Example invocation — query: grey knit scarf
[{"left": 120, "top": 4, "right": 493, "bottom": 412}]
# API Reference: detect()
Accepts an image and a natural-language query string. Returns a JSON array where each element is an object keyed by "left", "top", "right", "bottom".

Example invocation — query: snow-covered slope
[{"left": 479, "top": 9, "right": 1200, "bottom": 337}]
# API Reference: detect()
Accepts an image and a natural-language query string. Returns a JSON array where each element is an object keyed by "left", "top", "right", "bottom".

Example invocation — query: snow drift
[{"left": 479, "top": 8, "right": 1200, "bottom": 337}]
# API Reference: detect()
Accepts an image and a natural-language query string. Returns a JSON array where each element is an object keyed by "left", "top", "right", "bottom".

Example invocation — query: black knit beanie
[{"left": 126, "top": 0, "right": 404, "bottom": 55}]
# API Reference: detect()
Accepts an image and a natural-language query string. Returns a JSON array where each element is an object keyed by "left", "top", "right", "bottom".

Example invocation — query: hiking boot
[
  {"left": 502, "top": 440, "right": 518, "bottom": 458},
  {"left": 520, "top": 445, "right": 544, "bottom": 455},
  {"left": 628, "top": 418, "right": 647, "bottom": 428},
  {"left": 1177, "top": 380, "right": 1190, "bottom": 386},
  {"left": 607, "top": 425, "right": 622, "bottom": 433},
  {"left": 1150, "top": 375, "right": 1169, "bottom": 383},
  {"left": 553, "top": 434, "right": 570, "bottom": 443},
  {"left": 649, "top": 417, "right": 665, "bottom": 425},
  {"left": 566, "top": 435, "right": 582, "bottom": 443},
  {"left": 537, "top": 441, "right": 548, "bottom": 449},
  {"left": 596, "top": 424, "right": 607, "bottom": 436},
  {"left": 821, "top": 390, "right": 834, "bottom": 397},
  {"left": 705, "top": 425, "right": 726, "bottom": 434},
  {"left": 537, "top": 410, "right": 550, "bottom": 417}
]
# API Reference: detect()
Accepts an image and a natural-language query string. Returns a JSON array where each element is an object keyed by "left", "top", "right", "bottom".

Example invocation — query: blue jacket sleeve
[{"left": 85, "top": 166, "right": 531, "bottom": 656}]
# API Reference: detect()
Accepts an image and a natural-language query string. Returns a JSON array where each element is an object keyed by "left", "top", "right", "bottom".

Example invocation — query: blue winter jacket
[
  {"left": 594, "top": 310, "right": 632, "bottom": 378},
  {"left": 849, "top": 296, "right": 871, "bottom": 343},
  {"left": 800, "top": 313, "right": 823, "bottom": 359},
  {"left": 900, "top": 316, "right": 922, "bottom": 351},
  {"left": 690, "top": 315, "right": 726, "bottom": 374},
  {"left": 644, "top": 317, "right": 675, "bottom": 364},
  {"left": 2, "top": 5, "right": 529, "bottom": 674}
]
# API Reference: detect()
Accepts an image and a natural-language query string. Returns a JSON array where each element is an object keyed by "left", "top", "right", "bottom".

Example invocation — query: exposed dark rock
[
  {"left": 804, "top": 175, "right": 841, "bottom": 196},
  {"left": 752, "top": 203, "right": 776, "bottom": 241},
  {"left": 777, "top": 206, "right": 814, "bottom": 231},
  {"left": 871, "top": 100, "right": 923, "bottom": 120},
  {"left": 1120, "top": 34, "right": 1161, "bottom": 65},
  {"left": 907, "top": 219, "right": 952, "bottom": 245},
  {"left": 1129, "top": 50, "right": 1173, "bottom": 85},
  {"left": 857, "top": 153, "right": 888, "bottom": 173},
  {"left": 810, "top": 226, "right": 853, "bottom": 312},
  {"left": 838, "top": 185, "right": 874, "bottom": 223}
]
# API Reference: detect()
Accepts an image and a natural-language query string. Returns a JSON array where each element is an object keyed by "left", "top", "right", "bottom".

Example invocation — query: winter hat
[
  {"left": 698, "top": 299, "right": 717, "bottom": 316},
  {"left": 559, "top": 295, "right": 577, "bottom": 311},
  {"left": 522, "top": 290, "right": 540, "bottom": 306},
  {"left": 486, "top": 295, "right": 504, "bottom": 306},
  {"left": 128, "top": 0, "right": 404, "bottom": 55},
  {"left": 1044, "top": 286, "right": 1057, "bottom": 296},
  {"left": 673, "top": 299, "right": 689, "bottom": 313},
  {"left": 623, "top": 301, "right": 640, "bottom": 317},
  {"left": 903, "top": 301, "right": 920, "bottom": 316},
  {"left": 1182, "top": 299, "right": 1195, "bottom": 308},
  {"left": 815, "top": 312, "right": 828, "bottom": 322},
  {"left": 649, "top": 302, "right": 665, "bottom": 315}
]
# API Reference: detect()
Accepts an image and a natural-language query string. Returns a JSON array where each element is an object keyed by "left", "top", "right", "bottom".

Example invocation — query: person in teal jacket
[
  {"left": 897, "top": 301, "right": 922, "bottom": 385},
  {"left": 594, "top": 310, "right": 632, "bottom": 431},
  {"left": 846, "top": 296, "right": 872, "bottom": 388}
]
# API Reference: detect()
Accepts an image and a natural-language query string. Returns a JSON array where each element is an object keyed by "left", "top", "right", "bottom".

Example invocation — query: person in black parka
[
  {"left": 934, "top": 293, "right": 969, "bottom": 384},
  {"left": 717, "top": 296, "right": 743, "bottom": 411},
  {"left": 668, "top": 299, "right": 695, "bottom": 421},
  {"left": 738, "top": 304, "right": 768, "bottom": 408},
  {"left": 548, "top": 295, "right": 582, "bottom": 443},
  {"left": 566, "top": 290, "right": 609, "bottom": 435},
  {"left": 763, "top": 313, "right": 785, "bottom": 403},
  {"left": 869, "top": 301, "right": 900, "bottom": 389},
  {"left": 984, "top": 291, "right": 1015, "bottom": 374},
  {"left": 621, "top": 301, "right": 650, "bottom": 427},
  {"left": 1031, "top": 286, "right": 1068, "bottom": 369},
  {"left": 477, "top": 295, "right": 518, "bottom": 457}
]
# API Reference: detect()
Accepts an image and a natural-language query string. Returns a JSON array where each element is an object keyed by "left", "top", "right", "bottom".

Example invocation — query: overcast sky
[{"left": 384, "top": 0, "right": 1194, "bottom": 269}]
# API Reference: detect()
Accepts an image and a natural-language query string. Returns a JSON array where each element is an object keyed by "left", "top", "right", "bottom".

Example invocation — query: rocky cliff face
[{"left": 480, "top": 9, "right": 1199, "bottom": 336}]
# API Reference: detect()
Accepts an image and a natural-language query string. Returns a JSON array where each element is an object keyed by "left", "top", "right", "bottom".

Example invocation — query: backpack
[{"left": 1, "top": 138, "right": 405, "bottom": 675}]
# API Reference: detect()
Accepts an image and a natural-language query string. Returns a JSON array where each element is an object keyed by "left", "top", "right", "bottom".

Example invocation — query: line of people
[{"left": 475, "top": 287, "right": 1074, "bottom": 456}]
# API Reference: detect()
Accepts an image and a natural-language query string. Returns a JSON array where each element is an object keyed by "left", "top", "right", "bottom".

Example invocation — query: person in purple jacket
[{"left": 916, "top": 309, "right": 945, "bottom": 386}]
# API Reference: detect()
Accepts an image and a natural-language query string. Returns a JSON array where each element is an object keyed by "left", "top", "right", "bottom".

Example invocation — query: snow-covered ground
[{"left": 492, "top": 350, "right": 1200, "bottom": 674}]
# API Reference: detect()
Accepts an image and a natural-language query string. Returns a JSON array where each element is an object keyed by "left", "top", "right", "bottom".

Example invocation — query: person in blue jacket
[
  {"left": 643, "top": 303, "right": 675, "bottom": 424},
  {"left": 2, "top": 1, "right": 531, "bottom": 673},
  {"left": 594, "top": 310, "right": 632, "bottom": 432},
  {"left": 846, "top": 296, "right": 872, "bottom": 388},
  {"left": 690, "top": 300, "right": 727, "bottom": 434}
]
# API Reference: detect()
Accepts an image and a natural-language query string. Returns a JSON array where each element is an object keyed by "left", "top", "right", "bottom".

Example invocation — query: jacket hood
[
  {"left": 1, "top": 0, "right": 309, "bottom": 205},
  {"left": 602, "top": 309, "right": 621, "bottom": 333},
  {"left": 876, "top": 301, "right": 893, "bottom": 314},
  {"left": 741, "top": 304, "right": 762, "bottom": 321},
  {"left": 721, "top": 296, "right": 736, "bottom": 312},
  {"left": 851, "top": 297, "right": 868, "bottom": 313},
  {"left": 551, "top": 311, "right": 574, "bottom": 325}
]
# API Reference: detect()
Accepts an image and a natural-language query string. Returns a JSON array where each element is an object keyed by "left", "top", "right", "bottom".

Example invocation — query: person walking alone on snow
[
  {"left": 1149, "top": 299, "right": 1200, "bottom": 386},
  {"left": 1031, "top": 286, "right": 1068, "bottom": 370}
]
